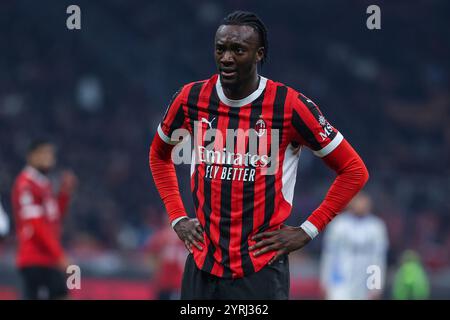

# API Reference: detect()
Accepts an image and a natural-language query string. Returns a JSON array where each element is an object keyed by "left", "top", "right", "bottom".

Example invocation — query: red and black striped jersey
[
  {"left": 11, "top": 166, "right": 69, "bottom": 268},
  {"left": 157, "top": 74, "right": 343, "bottom": 278}
]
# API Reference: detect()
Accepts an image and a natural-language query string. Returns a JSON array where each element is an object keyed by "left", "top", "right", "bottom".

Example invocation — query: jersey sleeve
[
  {"left": 290, "top": 93, "right": 343, "bottom": 157},
  {"left": 157, "top": 86, "right": 190, "bottom": 145}
]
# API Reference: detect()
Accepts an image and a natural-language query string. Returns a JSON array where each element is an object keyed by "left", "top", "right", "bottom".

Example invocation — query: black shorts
[
  {"left": 20, "top": 266, "right": 68, "bottom": 300},
  {"left": 180, "top": 254, "right": 290, "bottom": 300}
]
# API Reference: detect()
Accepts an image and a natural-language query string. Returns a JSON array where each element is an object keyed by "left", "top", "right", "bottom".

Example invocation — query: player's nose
[{"left": 220, "top": 50, "right": 234, "bottom": 65}]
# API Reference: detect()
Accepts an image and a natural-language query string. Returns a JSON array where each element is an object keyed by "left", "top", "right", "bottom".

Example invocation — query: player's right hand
[{"left": 173, "top": 218, "right": 204, "bottom": 253}]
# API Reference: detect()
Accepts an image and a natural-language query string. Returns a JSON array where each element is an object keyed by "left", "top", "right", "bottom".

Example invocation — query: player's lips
[{"left": 220, "top": 69, "right": 237, "bottom": 78}]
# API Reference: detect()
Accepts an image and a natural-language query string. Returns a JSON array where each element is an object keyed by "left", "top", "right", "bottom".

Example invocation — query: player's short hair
[
  {"left": 222, "top": 11, "right": 269, "bottom": 65},
  {"left": 27, "top": 139, "right": 53, "bottom": 155}
]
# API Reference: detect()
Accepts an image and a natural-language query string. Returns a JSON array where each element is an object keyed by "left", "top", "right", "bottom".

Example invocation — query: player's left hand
[{"left": 249, "top": 225, "right": 312, "bottom": 265}]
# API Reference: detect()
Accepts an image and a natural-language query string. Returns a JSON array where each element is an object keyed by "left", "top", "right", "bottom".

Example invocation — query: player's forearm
[
  {"left": 304, "top": 140, "right": 369, "bottom": 236},
  {"left": 57, "top": 191, "right": 70, "bottom": 217},
  {"left": 149, "top": 133, "right": 188, "bottom": 225}
]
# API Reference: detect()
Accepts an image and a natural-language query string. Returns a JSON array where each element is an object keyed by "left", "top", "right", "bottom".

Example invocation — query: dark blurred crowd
[{"left": 0, "top": 0, "right": 449, "bottom": 271}]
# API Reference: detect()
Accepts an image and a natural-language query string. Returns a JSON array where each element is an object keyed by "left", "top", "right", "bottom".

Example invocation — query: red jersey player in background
[
  {"left": 150, "top": 11, "right": 369, "bottom": 299},
  {"left": 147, "top": 216, "right": 188, "bottom": 299},
  {"left": 11, "top": 139, "right": 77, "bottom": 299}
]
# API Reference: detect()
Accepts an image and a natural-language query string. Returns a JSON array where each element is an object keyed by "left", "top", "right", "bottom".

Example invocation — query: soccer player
[
  {"left": 392, "top": 250, "right": 430, "bottom": 300},
  {"left": 149, "top": 11, "right": 369, "bottom": 299},
  {"left": 320, "top": 192, "right": 388, "bottom": 300},
  {"left": 11, "top": 140, "right": 77, "bottom": 299},
  {"left": 147, "top": 218, "right": 188, "bottom": 300}
]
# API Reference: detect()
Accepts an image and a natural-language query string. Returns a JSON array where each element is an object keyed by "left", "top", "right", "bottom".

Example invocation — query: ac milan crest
[{"left": 255, "top": 118, "right": 266, "bottom": 137}]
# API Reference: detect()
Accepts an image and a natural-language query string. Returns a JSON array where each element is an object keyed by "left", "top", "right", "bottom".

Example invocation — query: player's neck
[{"left": 221, "top": 73, "right": 260, "bottom": 100}]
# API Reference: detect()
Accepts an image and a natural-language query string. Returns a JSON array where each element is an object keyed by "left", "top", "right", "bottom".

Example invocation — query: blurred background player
[
  {"left": 11, "top": 140, "right": 77, "bottom": 299},
  {"left": 392, "top": 250, "right": 430, "bottom": 300},
  {"left": 0, "top": 197, "right": 10, "bottom": 240},
  {"left": 320, "top": 192, "right": 388, "bottom": 300},
  {"left": 146, "top": 216, "right": 188, "bottom": 300}
]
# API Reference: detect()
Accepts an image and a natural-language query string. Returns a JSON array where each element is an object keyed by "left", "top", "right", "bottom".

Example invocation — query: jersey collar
[
  {"left": 24, "top": 166, "right": 50, "bottom": 187},
  {"left": 215, "top": 75, "right": 267, "bottom": 107}
]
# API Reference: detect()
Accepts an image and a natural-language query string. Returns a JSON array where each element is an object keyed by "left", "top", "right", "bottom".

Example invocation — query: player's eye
[
  {"left": 216, "top": 47, "right": 224, "bottom": 54},
  {"left": 235, "top": 47, "right": 245, "bottom": 54}
]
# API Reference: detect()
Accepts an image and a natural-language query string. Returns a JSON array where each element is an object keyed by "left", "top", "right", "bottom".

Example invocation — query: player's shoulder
[
  {"left": 264, "top": 77, "right": 295, "bottom": 94},
  {"left": 12, "top": 173, "right": 35, "bottom": 202},
  {"left": 172, "top": 75, "right": 217, "bottom": 102},
  {"left": 13, "top": 167, "right": 47, "bottom": 192},
  {"left": 13, "top": 170, "right": 31, "bottom": 189},
  {"left": 180, "top": 75, "right": 217, "bottom": 92},
  {"left": 366, "top": 214, "right": 387, "bottom": 229},
  {"left": 264, "top": 77, "right": 316, "bottom": 108},
  {"left": 330, "top": 212, "right": 354, "bottom": 228}
]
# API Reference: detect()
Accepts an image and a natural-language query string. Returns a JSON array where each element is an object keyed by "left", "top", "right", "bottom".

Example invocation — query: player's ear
[{"left": 256, "top": 47, "right": 264, "bottom": 63}]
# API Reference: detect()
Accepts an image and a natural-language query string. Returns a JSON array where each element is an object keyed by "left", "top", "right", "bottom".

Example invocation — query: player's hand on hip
[
  {"left": 173, "top": 218, "right": 204, "bottom": 253},
  {"left": 249, "top": 225, "right": 312, "bottom": 264}
]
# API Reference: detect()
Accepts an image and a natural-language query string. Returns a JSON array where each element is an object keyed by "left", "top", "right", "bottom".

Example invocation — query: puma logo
[{"left": 201, "top": 117, "right": 216, "bottom": 129}]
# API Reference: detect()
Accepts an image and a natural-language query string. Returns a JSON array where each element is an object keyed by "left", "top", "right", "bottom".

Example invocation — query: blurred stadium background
[{"left": 0, "top": 0, "right": 449, "bottom": 299}]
